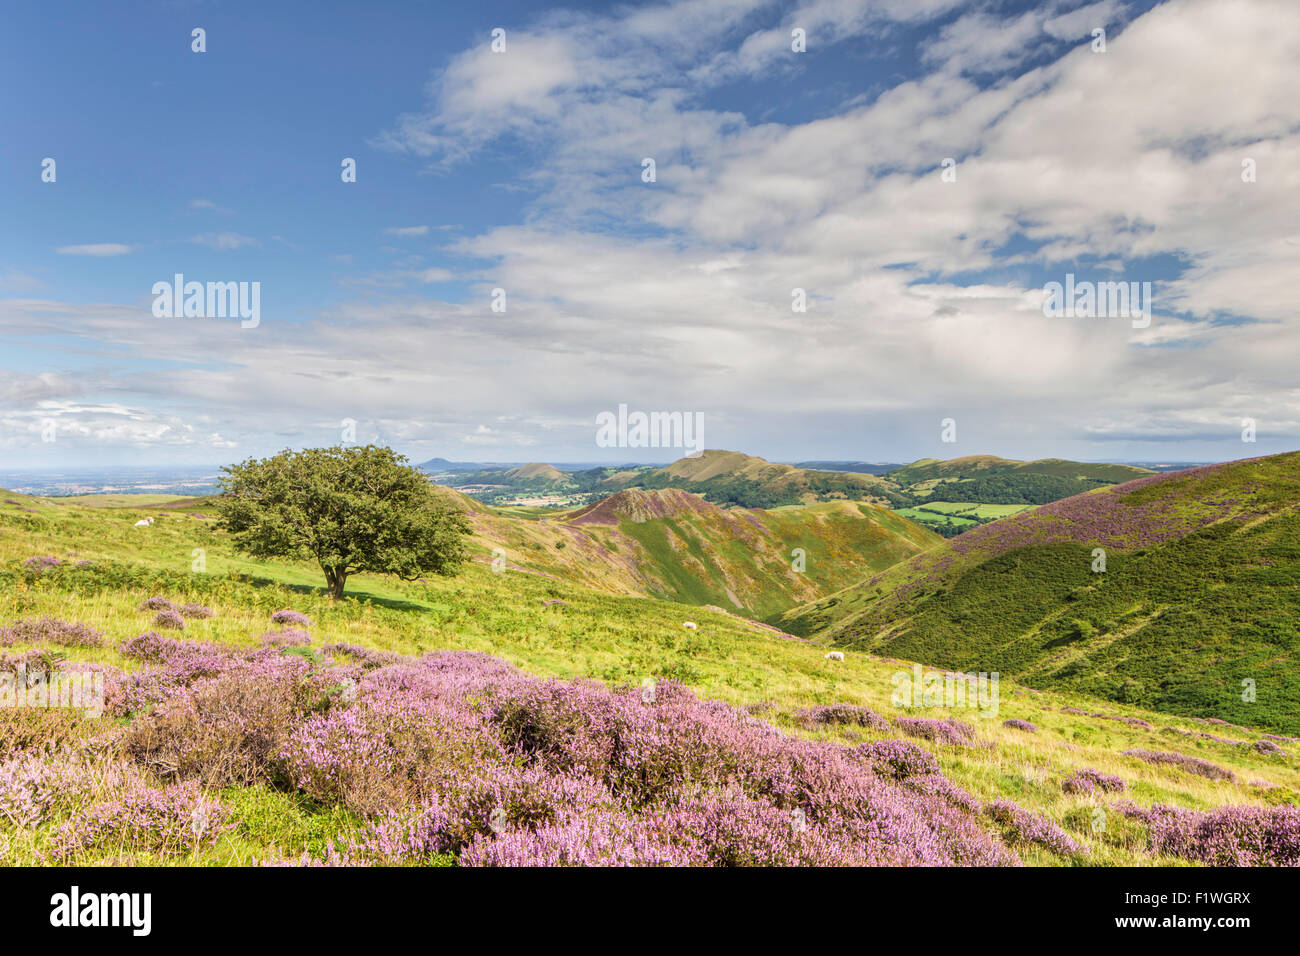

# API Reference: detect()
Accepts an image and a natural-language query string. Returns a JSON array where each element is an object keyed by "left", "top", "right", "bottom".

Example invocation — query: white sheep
[
  {"left": 824, "top": 651, "right": 845, "bottom": 662},
  {"left": 683, "top": 621, "right": 698, "bottom": 630},
  {"left": 133, "top": 518, "right": 152, "bottom": 527}
]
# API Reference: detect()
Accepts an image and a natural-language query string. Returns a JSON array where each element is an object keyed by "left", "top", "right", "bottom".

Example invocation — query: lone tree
[{"left": 217, "top": 445, "right": 470, "bottom": 600}]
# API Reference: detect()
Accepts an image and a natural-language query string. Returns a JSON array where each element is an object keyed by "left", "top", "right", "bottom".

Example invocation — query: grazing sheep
[
  {"left": 825, "top": 651, "right": 845, "bottom": 661},
  {"left": 682, "top": 621, "right": 698, "bottom": 630},
  {"left": 133, "top": 518, "right": 153, "bottom": 527}
]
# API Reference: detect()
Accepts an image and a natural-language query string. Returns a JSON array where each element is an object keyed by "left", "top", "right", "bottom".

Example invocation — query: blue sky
[{"left": 3, "top": 0, "right": 1298, "bottom": 468}]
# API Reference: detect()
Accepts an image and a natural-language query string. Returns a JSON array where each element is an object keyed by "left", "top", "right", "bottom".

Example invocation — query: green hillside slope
[
  {"left": 782, "top": 453, "right": 1300, "bottom": 733},
  {"left": 563, "top": 489, "right": 940, "bottom": 618},
  {"left": 2, "top": 487, "right": 1297, "bottom": 866}
]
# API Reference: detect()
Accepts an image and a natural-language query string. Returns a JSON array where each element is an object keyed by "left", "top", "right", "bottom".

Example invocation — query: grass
[
  {"left": 786, "top": 453, "right": 1300, "bottom": 733},
  {"left": 1, "top": 489, "right": 1297, "bottom": 866}
]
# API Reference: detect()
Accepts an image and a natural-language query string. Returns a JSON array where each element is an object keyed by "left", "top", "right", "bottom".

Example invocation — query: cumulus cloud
[{"left": 10, "top": 0, "right": 1300, "bottom": 463}]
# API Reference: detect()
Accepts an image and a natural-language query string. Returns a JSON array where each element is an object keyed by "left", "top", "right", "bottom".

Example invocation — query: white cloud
[
  {"left": 55, "top": 244, "right": 133, "bottom": 257},
  {"left": 189, "top": 232, "right": 260, "bottom": 251},
  {"left": 11, "top": 0, "right": 1300, "bottom": 463}
]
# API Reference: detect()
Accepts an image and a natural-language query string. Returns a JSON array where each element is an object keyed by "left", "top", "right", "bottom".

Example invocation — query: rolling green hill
[
  {"left": 432, "top": 486, "right": 941, "bottom": 619},
  {"left": 887, "top": 455, "right": 1152, "bottom": 486},
  {"left": 3, "top": 485, "right": 1299, "bottom": 867},
  {"left": 883, "top": 456, "right": 1156, "bottom": 534},
  {"left": 782, "top": 453, "right": 1300, "bottom": 734},
  {"left": 437, "top": 450, "right": 1152, "bottom": 518},
  {"left": 600, "top": 449, "right": 903, "bottom": 509},
  {"left": 561, "top": 488, "right": 940, "bottom": 617},
  {"left": 503, "top": 462, "right": 570, "bottom": 482}
]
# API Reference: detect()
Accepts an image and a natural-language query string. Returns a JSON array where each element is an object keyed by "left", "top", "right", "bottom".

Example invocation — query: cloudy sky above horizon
[{"left": 3, "top": 0, "right": 1299, "bottom": 469}]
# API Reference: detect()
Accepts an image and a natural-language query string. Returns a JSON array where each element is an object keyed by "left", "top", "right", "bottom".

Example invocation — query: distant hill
[
  {"left": 882, "top": 456, "right": 1157, "bottom": 535},
  {"left": 441, "top": 484, "right": 941, "bottom": 618},
  {"left": 886, "top": 455, "right": 1152, "bottom": 486},
  {"left": 782, "top": 452, "right": 1300, "bottom": 733},
  {"left": 600, "top": 449, "right": 900, "bottom": 509},
  {"left": 432, "top": 449, "right": 1163, "bottom": 518},
  {"left": 417, "top": 457, "right": 488, "bottom": 473},
  {"left": 793, "top": 461, "right": 902, "bottom": 475},
  {"left": 504, "top": 462, "right": 569, "bottom": 482}
]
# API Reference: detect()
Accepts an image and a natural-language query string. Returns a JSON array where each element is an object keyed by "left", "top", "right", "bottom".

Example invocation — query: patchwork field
[{"left": 894, "top": 501, "right": 1037, "bottom": 535}]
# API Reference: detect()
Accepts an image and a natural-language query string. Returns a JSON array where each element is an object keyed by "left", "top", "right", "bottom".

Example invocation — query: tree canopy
[{"left": 217, "top": 445, "right": 470, "bottom": 599}]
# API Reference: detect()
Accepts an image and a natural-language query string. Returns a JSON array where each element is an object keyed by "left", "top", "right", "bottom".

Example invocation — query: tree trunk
[{"left": 323, "top": 565, "right": 348, "bottom": 601}]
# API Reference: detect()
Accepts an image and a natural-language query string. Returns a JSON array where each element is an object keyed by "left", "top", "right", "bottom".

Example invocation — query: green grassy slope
[
  {"left": 2, "top": 489, "right": 1297, "bottom": 866},
  {"left": 887, "top": 455, "right": 1153, "bottom": 486},
  {"left": 602, "top": 450, "right": 903, "bottom": 508},
  {"left": 562, "top": 489, "right": 941, "bottom": 618},
  {"left": 781, "top": 453, "right": 1300, "bottom": 733}
]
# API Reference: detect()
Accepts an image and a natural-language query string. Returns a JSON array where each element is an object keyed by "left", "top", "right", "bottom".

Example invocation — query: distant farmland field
[{"left": 894, "top": 501, "right": 1036, "bottom": 535}]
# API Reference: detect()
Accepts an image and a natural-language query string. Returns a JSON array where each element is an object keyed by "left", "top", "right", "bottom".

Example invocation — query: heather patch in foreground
[
  {"left": 1117, "top": 802, "right": 1300, "bottom": 866},
  {"left": 6, "top": 639, "right": 1026, "bottom": 866},
  {"left": 1123, "top": 748, "right": 1237, "bottom": 783},
  {"left": 0, "top": 618, "right": 103, "bottom": 648},
  {"left": 3, "top": 625, "right": 1293, "bottom": 866},
  {"left": 986, "top": 799, "right": 1088, "bottom": 858}
]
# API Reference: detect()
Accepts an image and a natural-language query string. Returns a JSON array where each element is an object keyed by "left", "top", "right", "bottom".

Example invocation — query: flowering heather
[
  {"left": 0, "top": 617, "right": 104, "bottom": 648},
  {"left": 1168, "top": 726, "right": 1247, "bottom": 745},
  {"left": 270, "top": 609, "right": 313, "bottom": 628},
  {"left": 279, "top": 652, "right": 1019, "bottom": 865},
  {"left": 119, "top": 632, "right": 232, "bottom": 680},
  {"left": 797, "top": 704, "right": 889, "bottom": 731},
  {"left": 321, "top": 643, "right": 403, "bottom": 669},
  {"left": 0, "top": 755, "right": 61, "bottom": 827},
  {"left": 0, "top": 706, "right": 87, "bottom": 758},
  {"left": 986, "top": 799, "right": 1088, "bottom": 857},
  {"left": 1003, "top": 718, "right": 1037, "bottom": 733},
  {"left": 1062, "top": 768, "right": 1126, "bottom": 795},
  {"left": 153, "top": 609, "right": 185, "bottom": 630},
  {"left": 1253, "top": 739, "right": 1287, "bottom": 756},
  {"left": 261, "top": 628, "right": 312, "bottom": 647},
  {"left": 858, "top": 739, "right": 940, "bottom": 779},
  {"left": 0, "top": 750, "right": 143, "bottom": 828},
  {"left": 180, "top": 603, "right": 213, "bottom": 619},
  {"left": 1118, "top": 802, "right": 1300, "bottom": 866},
  {"left": 47, "top": 781, "right": 230, "bottom": 862},
  {"left": 1122, "top": 748, "right": 1237, "bottom": 782},
  {"left": 1064, "top": 706, "right": 1152, "bottom": 728},
  {"left": 0, "top": 648, "right": 64, "bottom": 676},
  {"left": 1101, "top": 715, "right": 1153, "bottom": 729},
  {"left": 7, "top": 635, "right": 1038, "bottom": 866},
  {"left": 23, "top": 555, "right": 61, "bottom": 570},
  {"left": 123, "top": 654, "right": 328, "bottom": 786},
  {"left": 946, "top": 462, "right": 1238, "bottom": 560},
  {"left": 895, "top": 716, "right": 979, "bottom": 747},
  {"left": 138, "top": 596, "right": 178, "bottom": 612},
  {"left": 902, "top": 773, "right": 983, "bottom": 813}
]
